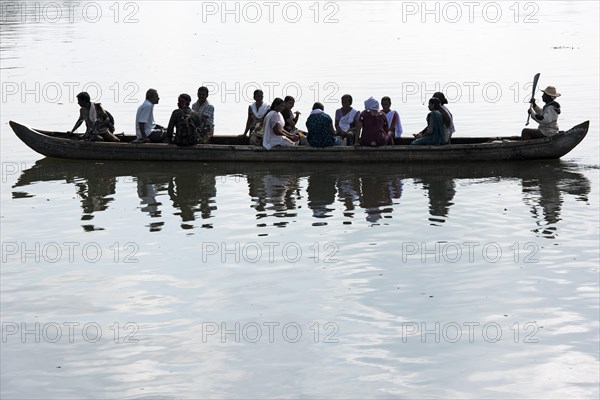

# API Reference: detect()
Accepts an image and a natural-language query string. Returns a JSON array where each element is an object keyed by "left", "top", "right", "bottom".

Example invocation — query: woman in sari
[
  {"left": 433, "top": 91, "right": 455, "bottom": 141},
  {"left": 412, "top": 97, "right": 451, "bottom": 145}
]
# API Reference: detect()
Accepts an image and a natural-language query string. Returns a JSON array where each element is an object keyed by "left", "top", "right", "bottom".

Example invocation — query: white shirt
[
  {"left": 385, "top": 110, "right": 403, "bottom": 138},
  {"left": 529, "top": 103, "right": 559, "bottom": 136},
  {"left": 262, "top": 110, "right": 295, "bottom": 150},
  {"left": 251, "top": 102, "right": 269, "bottom": 120},
  {"left": 135, "top": 100, "right": 156, "bottom": 138},
  {"left": 337, "top": 108, "right": 359, "bottom": 132}
]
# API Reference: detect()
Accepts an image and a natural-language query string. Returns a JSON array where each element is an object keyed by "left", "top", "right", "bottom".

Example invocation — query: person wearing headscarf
[
  {"left": 522, "top": 85, "right": 562, "bottom": 140},
  {"left": 358, "top": 97, "right": 393, "bottom": 147}
]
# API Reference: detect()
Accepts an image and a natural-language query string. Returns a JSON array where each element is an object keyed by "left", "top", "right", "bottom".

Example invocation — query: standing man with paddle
[{"left": 522, "top": 79, "right": 562, "bottom": 140}]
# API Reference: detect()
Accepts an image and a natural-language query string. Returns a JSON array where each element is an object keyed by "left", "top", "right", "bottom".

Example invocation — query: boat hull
[{"left": 10, "top": 121, "right": 589, "bottom": 163}]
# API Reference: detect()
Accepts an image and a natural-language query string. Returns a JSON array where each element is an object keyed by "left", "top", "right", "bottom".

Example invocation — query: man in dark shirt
[
  {"left": 306, "top": 102, "right": 341, "bottom": 147},
  {"left": 281, "top": 96, "right": 301, "bottom": 133},
  {"left": 166, "top": 94, "right": 203, "bottom": 145}
]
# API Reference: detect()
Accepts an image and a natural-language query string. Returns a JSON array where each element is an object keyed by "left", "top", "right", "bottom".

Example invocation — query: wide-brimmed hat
[{"left": 541, "top": 86, "right": 561, "bottom": 98}]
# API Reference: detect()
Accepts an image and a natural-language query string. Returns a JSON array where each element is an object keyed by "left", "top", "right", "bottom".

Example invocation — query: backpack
[
  {"left": 83, "top": 103, "right": 114, "bottom": 141},
  {"left": 174, "top": 110, "right": 199, "bottom": 146}
]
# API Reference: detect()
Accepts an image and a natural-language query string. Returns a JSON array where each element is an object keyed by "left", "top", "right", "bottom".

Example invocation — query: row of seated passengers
[
  {"left": 245, "top": 91, "right": 455, "bottom": 149},
  {"left": 251, "top": 85, "right": 563, "bottom": 147},
  {"left": 69, "top": 87, "right": 455, "bottom": 147},
  {"left": 69, "top": 87, "right": 215, "bottom": 144}
]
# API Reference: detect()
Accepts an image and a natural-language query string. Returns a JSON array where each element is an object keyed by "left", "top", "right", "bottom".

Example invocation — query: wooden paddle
[{"left": 526, "top": 73, "right": 541, "bottom": 126}]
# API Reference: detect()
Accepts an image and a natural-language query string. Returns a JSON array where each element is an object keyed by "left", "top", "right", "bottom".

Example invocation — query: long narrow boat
[{"left": 9, "top": 120, "right": 589, "bottom": 163}]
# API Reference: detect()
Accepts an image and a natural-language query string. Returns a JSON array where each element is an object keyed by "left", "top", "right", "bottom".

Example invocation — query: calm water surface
[{"left": 1, "top": 1, "right": 599, "bottom": 399}]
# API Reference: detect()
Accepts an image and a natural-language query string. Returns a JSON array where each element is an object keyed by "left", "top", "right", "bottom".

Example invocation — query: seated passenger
[
  {"left": 522, "top": 86, "right": 561, "bottom": 140},
  {"left": 134, "top": 89, "right": 167, "bottom": 143},
  {"left": 282, "top": 96, "right": 301, "bottom": 134},
  {"left": 166, "top": 93, "right": 203, "bottom": 146},
  {"left": 192, "top": 86, "right": 215, "bottom": 142},
  {"left": 433, "top": 91, "right": 455, "bottom": 141},
  {"left": 306, "top": 102, "right": 343, "bottom": 148},
  {"left": 359, "top": 97, "right": 393, "bottom": 147},
  {"left": 262, "top": 98, "right": 298, "bottom": 150},
  {"left": 242, "top": 89, "right": 269, "bottom": 145},
  {"left": 335, "top": 94, "right": 361, "bottom": 146},
  {"left": 381, "top": 96, "right": 403, "bottom": 143},
  {"left": 412, "top": 97, "right": 451, "bottom": 145},
  {"left": 68, "top": 91, "right": 120, "bottom": 142}
]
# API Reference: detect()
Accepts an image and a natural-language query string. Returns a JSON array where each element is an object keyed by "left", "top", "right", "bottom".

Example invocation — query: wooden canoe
[{"left": 9, "top": 120, "right": 589, "bottom": 163}]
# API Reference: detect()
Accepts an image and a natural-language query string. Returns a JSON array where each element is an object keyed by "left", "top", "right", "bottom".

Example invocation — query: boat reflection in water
[
  {"left": 75, "top": 174, "right": 117, "bottom": 232},
  {"left": 248, "top": 172, "right": 300, "bottom": 227},
  {"left": 167, "top": 172, "right": 217, "bottom": 230},
  {"left": 12, "top": 159, "right": 591, "bottom": 237},
  {"left": 521, "top": 166, "right": 590, "bottom": 239},
  {"left": 136, "top": 176, "right": 163, "bottom": 231},
  {"left": 133, "top": 171, "right": 219, "bottom": 231},
  {"left": 415, "top": 175, "right": 456, "bottom": 226},
  {"left": 306, "top": 173, "right": 336, "bottom": 223}
]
